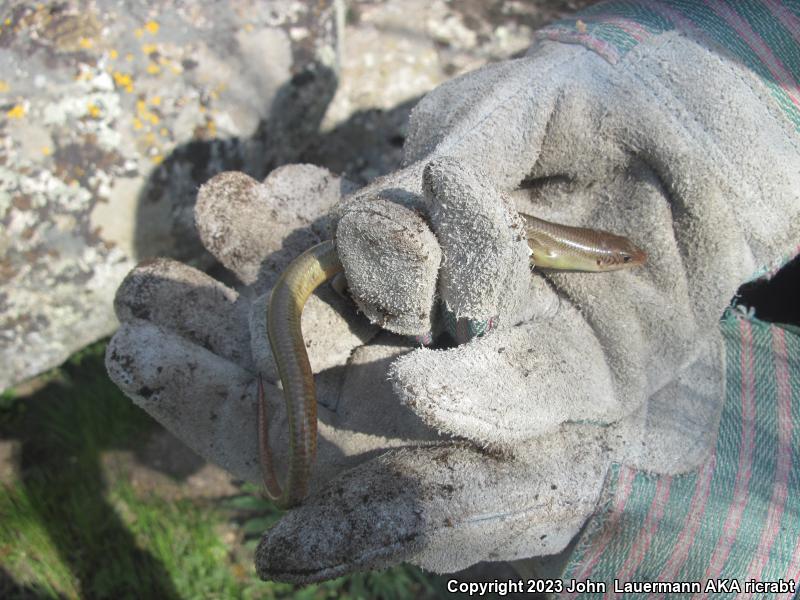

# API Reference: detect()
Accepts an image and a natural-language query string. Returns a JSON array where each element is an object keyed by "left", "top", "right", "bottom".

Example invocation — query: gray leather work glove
[{"left": 106, "top": 3, "right": 800, "bottom": 584}]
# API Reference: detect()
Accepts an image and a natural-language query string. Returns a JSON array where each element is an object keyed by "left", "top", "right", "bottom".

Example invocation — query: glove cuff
[{"left": 535, "top": 0, "right": 800, "bottom": 134}]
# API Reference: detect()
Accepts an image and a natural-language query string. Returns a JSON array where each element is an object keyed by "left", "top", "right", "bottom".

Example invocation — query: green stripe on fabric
[
  {"left": 738, "top": 1, "right": 800, "bottom": 87},
  {"left": 580, "top": 0, "right": 674, "bottom": 33},
  {"left": 535, "top": 0, "right": 800, "bottom": 131},
  {"left": 561, "top": 314, "right": 800, "bottom": 599},
  {"left": 559, "top": 463, "right": 626, "bottom": 583},
  {"left": 658, "top": 0, "right": 800, "bottom": 132},
  {"left": 777, "top": 322, "right": 800, "bottom": 337},
  {"left": 439, "top": 304, "right": 494, "bottom": 343},
  {"left": 760, "top": 327, "right": 799, "bottom": 583},
  {"left": 718, "top": 322, "right": 775, "bottom": 584},
  {"left": 748, "top": 323, "right": 785, "bottom": 583},
  {"left": 585, "top": 23, "right": 640, "bottom": 53},
  {"left": 787, "top": 326, "right": 800, "bottom": 589},
  {"left": 589, "top": 471, "right": 660, "bottom": 584},
  {"left": 675, "top": 317, "right": 744, "bottom": 586},
  {"left": 664, "top": 0, "right": 800, "bottom": 132},
  {"left": 655, "top": 1, "right": 782, "bottom": 81},
  {"left": 628, "top": 472, "right": 697, "bottom": 582}
]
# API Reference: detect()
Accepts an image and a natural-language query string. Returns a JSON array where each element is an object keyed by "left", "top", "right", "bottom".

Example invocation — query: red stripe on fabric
[
  {"left": 535, "top": 28, "right": 622, "bottom": 63},
  {"left": 601, "top": 18, "right": 651, "bottom": 43},
  {"left": 564, "top": 466, "right": 636, "bottom": 599},
  {"left": 707, "top": 0, "right": 800, "bottom": 109},
  {"left": 763, "top": 0, "right": 800, "bottom": 47},
  {"left": 573, "top": 14, "right": 652, "bottom": 43},
  {"left": 779, "top": 327, "right": 800, "bottom": 598},
  {"left": 602, "top": 22, "right": 646, "bottom": 44},
  {"left": 698, "top": 317, "right": 756, "bottom": 599},
  {"left": 604, "top": 476, "right": 672, "bottom": 599},
  {"left": 742, "top": 327, "right": 792, "bottom": 582},
  {"left": 644, "top": 0, "right": 712, "bottom": 41},
  {"left": 652, "top": 456, "right": 716, "bottom": 599}
]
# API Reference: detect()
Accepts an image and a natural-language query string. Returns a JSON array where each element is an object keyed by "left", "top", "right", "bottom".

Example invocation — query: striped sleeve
[
  {"left": 561, "top": 311, "right": 800, "bottom": 599},
  {"left": 535, "top": 0, "right": 800, "bottom": 132}
]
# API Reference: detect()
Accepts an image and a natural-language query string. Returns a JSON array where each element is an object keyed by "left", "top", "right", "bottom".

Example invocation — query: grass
[{"left": 0, "top": 342, "right": 444, "bottom": 599}]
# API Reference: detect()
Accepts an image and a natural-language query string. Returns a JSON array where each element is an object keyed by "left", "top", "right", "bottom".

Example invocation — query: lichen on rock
[{"left": 0, "top": 0, "right": 342, "bottom": 391}]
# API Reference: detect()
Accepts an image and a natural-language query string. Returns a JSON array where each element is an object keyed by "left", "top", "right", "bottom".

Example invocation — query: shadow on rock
[{"left": 132, "top": 55, "right": 420, "bottom": 274}]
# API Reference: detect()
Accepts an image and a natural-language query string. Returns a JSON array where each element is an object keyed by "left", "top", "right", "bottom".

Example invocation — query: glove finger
[
  {"left": 335, "top": 180, "right": 442, "bottom": 336},
  {"left": 389, "top": 304, "right": 621, "bottom": 449},
  {"left": 256, "top": 428, "right": 607, "bottom": 583},
  {"left": 107, "top": 322, "right": 438, "bottom": 493},
  {"left": 422, "top": 157, "right": 530, "bottom": 335},
  {"left": 106, "top": 320, "right": 263, "bottom": 483},
  {"left": 114, "top": 257, "right": 253, "bottom": 369},
  {"left": 196, "top": 165, "right": 350, "bottom": 289},
  {"left": 106, "top": 320, "right": 327, "bottom": 488},
  {"left": 329, "top": 331, "right": 440, "bottom": 441}
]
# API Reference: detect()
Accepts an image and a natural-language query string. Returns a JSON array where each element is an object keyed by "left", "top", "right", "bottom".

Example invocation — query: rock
[
  {"left": 0, "top": 0, "right": 341, "bottom": 391},
  {"left": 0, "top": 0, "right": 594, "bottom": 392},
  {"left": 303, "top": 0, "right": 596, "bottom": 185}
]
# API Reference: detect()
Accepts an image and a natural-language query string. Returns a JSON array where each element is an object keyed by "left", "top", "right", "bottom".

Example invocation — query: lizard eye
[{"left": 623, "top": 255, "right": 632, "bottom": 263}]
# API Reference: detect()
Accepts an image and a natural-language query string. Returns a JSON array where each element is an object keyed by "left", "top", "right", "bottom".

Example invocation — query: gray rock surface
[
  {"left": 0, "top": 0, "right": 593, "bottom": 391},
  {"left": 0, "top": 0, "right": 341, "bottom": 390}
]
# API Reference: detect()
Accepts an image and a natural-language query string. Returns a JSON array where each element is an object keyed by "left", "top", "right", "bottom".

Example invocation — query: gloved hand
[{"left": 106, "top": 0, "right": 800, "bottom": 584}]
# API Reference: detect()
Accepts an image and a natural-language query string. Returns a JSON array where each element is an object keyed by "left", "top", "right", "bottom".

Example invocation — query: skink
[
  {"left": 522, "top": 213, "right": 646, "bottom": 271},
  {"left": 259, "top": 213, "right": 646, "bottom": 508}
]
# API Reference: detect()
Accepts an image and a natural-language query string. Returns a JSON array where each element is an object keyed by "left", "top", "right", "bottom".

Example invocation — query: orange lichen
[
  {"left": 135, "top": 97, "right": 163, "bottom": 126},
  {"left": 6, "top": 104, "right": 25, "bottom": 119},
  {"left": 112, "top": 71, "right": 134, "bottom": 93},
  {"left": 145, "top": 21, "right": 159, "bottom": 34},
  {"left": 86, "top": 102, "right": 101, "bottom": 118}
]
